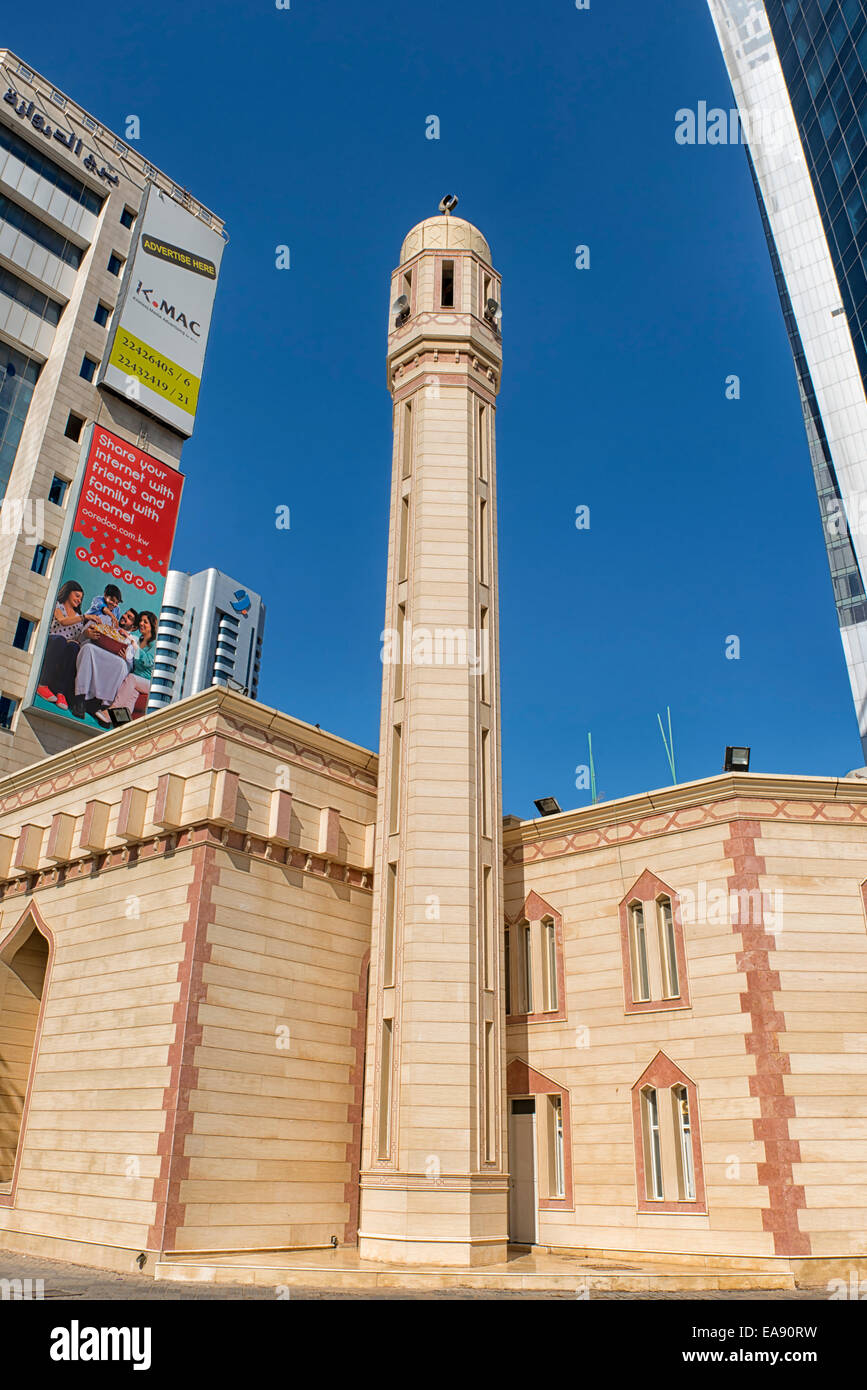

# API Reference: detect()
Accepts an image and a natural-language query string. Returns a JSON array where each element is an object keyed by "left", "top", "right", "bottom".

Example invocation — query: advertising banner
[
  {"left": 30, "top": 427, "right": 183, "bottom": 733},
  {"left": 99, "top": 184, "right": 226, "bottom": 437}
]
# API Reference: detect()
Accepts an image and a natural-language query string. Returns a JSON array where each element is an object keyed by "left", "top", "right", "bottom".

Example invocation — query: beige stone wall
[
  {"left": 756, "top": 817, "right": 867, "bottom": 1260},
  {"left": 504, "top": 776, "right": 867, "bottom": 1266},
  {"left": 0, "top": 689, "right": 377, "bottom": 1268}
]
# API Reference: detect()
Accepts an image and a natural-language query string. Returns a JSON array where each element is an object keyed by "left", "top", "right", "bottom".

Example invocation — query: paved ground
[{"left": 0, "top": 1248, "right": 830, "bottom": 1300}]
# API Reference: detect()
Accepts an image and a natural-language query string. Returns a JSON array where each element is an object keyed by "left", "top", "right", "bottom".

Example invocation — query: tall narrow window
[
  {"left": 402, "top": 268, "right": 412, "bottom": 305},
  {"left": 478, "top": 402, "right": 488, "bottom": 480},
  {"left": 549, "top": 1095, "right": 565, "bottom": 1198},
  {"left": 673, "top": 1084, "right": 696, "bottom": 1200},
  {"left": 542, "top": 916, "right": 558, "bottom": 1012},
  {"left": 504, "top": 926, "right": 512, "bottom": 1014},
  {"left": 641, "top": 1086, "right": 663, "bottom": 1200},
  {"left": 402, "top": 401, "right": 413, "bottom": 479},
  {"left": 520, "top": 921, "right": 533, "bottom": 1014},
  {"left": 480, "top": 727, "right": 490, "bottom": 836},
  {"left": 398, "top": 495, "right": 410, "bottom": 582},
  {"left": 482, "top": 865, "right": 492, "bottom": 988},
  {"left": 482, "top": 271, "right": 492, "bottom": 313},
  {"left": 479, "top": 498, "right": 488, "bottom": 583},
  {"left": 394, "top": 603, "right": 406, "bottom": 700},
  {"left": 484, "top": 1021, "right": 496, "bottom": 1161},
  {"left": 657, "top": 896, "right": 679, "bottom": 998},
  {"left": 479, "top": 606, "right": 489, "bottom": 704},
  {"left": 377, "top": 1020, "right": 393, "bottom": 1158},
  {"left": 629, "top": 902, "right": 650, "bottom": 1002},
  {"left": 440, "top": 259, "right": 454, "bottom": 308},
  {"left": 384, "top": 862, "right": 397, "bottom": 987},
  {"left": 389, "top": 725, "right": 402, "bottom": 834}
]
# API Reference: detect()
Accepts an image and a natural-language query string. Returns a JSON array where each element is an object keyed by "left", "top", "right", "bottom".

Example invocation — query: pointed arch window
[
  {"left": 631, "top": 1053, "right": 706, "bottom": 1213},
  {"left": 619, "top": 871, "right": 691, "bottom": 1014},
  {"left": 504, "top": 892, "right": 566, "bottom": 1024},
  {"left": 0, "top": 904, "right": 54, "bottom": 1204}
]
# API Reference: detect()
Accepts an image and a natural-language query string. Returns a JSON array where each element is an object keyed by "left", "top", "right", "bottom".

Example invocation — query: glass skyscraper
[{"left": 709, "top": 0, "right": 867, "bottom": 757}]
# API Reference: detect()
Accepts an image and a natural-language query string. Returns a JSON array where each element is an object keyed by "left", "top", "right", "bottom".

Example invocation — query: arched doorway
[{"left": 0, "top": 906, "right": 53, "bottom": 1191}]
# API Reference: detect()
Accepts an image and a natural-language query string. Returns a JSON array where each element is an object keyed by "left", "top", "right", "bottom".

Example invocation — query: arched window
[
  {"left": 0, "top": 904, "right": 54, "bottom": 1202},
  {"left": 619, "top": 871, "right": 690, "bottom": 1013},
  {"left": 504, "top": 893, "right": 566, "bottom": 1023},
  {"left": 631, "top": 1053, "right": 705, "bottom": 1213}
]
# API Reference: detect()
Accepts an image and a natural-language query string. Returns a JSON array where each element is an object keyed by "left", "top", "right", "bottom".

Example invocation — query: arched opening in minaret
[{"left": 0, "top": 908, "right": 52, "bottom": 1188}]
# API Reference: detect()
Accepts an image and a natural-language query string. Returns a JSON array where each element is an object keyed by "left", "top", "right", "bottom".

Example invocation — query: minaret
[{"left": 358, "top": 201, "right": 509, "bottom": 1266}]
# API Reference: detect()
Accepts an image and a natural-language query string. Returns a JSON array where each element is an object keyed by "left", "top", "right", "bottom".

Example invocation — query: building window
[
  {"left": 0, "top": 123, "right": 104, "bottom": 214},
  {"left": 548, "top": 1094, "right": 565, "bottom": 1198},
  {"left": 0, "top": 263, "right": 63, "bottom": 326},
  {"left": 0, "top": 193, "right": 83, "bottom": 269},
  {"left": 658, "top": 895, "right": 679, "bottom": 999},
  {"left": 542, "top": 916, "right": 558, "bottom": 1012},
  {"left": 673, "top": 1084, "right": 696, "bottom": 1201},
  {"left": 505, "top": 892, "right": 566, "bottom": 1023},
  {"left": 120, "top": 207, "right": 136, "bottom": 229},
  {"left": 48, "top": 475, "right": 69, "bottom": 506},
  {"left": 0, "top": 694, "right": 17, "bottom": 730},
  {"left": 0, "top": 346, "right": 42, "bottom": 501},
  {"left": 519, "top": 921, "right": 533, "bottom": 1012},
  {"left": 377, "top": 1018, "right": 393, "bottom": 1158},
  {"left": 31, "top": 544, "right": 52, "bottom": 576},
  {"left": 631, "top": 1052, "right": 705, "bottom": 1213},
  {"left": 629, "top": 902, "right": 650, "bottom": 1001},
  {"left": 63, "top": 412, "right": 85, "bottom": 442},
  {"left": 640, "top": 1087, "right": 663, "bottom": 1200},
  {"left": 389, "top": 724, "right": 402, "bottom": 834},
  {"left": 440, "top": 259, "right": 455, "bottom": 308},
  {"left": 619, "top": 871, "right": 690, "bottom": 1013},
  {"left": 79, "top": 355, "right": 98, "bottom": 382},
  {"left": 398, "top": 494, "right": 410, "bottom": 582},
  {"left": 12, "top": 616, "right": 36, "bottom": 651},
  {"left": 93, "top": 302, "right": 111, "bottom": 328},
  {"left": 107, "top": 253, "right": 124, "bottom": 277}
]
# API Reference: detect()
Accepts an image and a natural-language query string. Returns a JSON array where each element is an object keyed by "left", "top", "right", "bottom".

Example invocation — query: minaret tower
[{"left": 358, "top": 200, "right": 509, "bottom": 1266}]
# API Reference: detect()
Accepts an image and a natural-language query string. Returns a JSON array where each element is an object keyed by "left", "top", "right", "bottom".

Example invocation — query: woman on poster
[{"left": 36, "top": 581, "right": 88, "bottom": 712}]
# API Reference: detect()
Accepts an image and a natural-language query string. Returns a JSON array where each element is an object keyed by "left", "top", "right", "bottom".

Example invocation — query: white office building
[{"left": 148, "top": 567, "right": 265, "bottom": 709}]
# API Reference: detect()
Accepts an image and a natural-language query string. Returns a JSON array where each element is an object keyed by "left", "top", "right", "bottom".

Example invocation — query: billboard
[
  {"left": 29, "top": 427, "right": 183, "bottom": 733},
  {"left": 99, "top": 184, "right": 226, "bottom": 437}
]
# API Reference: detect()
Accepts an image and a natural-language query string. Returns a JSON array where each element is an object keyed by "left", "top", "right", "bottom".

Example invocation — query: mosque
[{"left": 1, "top": 206, "right": 867, "bottom": 1288}]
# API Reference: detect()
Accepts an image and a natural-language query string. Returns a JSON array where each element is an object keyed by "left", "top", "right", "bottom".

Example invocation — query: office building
[
  {"left": 148, "top": 568, "right": 265, "bottom": 710},
  {"left": 708, "top": 0, "right": 867, "bottom": 754},
  {"left": 0, "top": 50, "right": 225, "bottom": 775}
]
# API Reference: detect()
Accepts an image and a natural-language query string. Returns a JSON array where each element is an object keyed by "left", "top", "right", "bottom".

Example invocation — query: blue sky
[{"left": 6, "top": 0, "right": 861, "bottom": 813}]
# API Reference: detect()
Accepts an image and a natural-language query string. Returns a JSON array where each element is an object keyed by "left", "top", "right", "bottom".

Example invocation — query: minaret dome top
[{"left": 399, "top": 214, "right": 492, "bottom": 267}]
